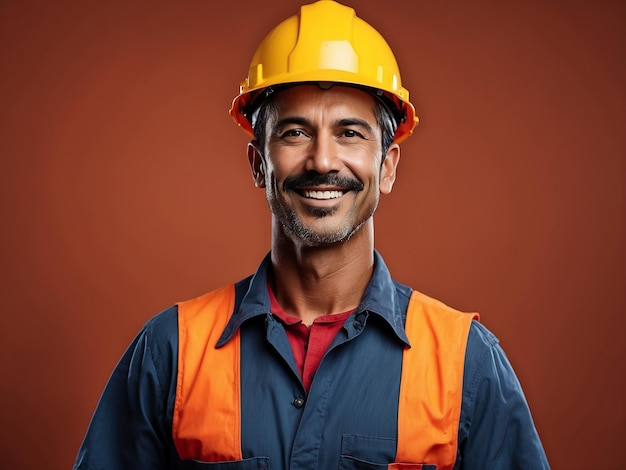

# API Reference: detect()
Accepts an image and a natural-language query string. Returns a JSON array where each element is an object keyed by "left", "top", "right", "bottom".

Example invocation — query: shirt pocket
[
  {"left": 178, "top": 457, "right": 270, "bottom": 469},
  {"left": 339, "top": 434, "right": 436, "bottom": 469},
  {"left": 339, "top": 456, "right": 435, "bottom": 470}
]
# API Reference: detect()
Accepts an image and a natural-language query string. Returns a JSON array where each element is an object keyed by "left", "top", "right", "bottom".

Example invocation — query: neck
[{"left": 269, "top": 219, "right": 375, "bottom": 326}]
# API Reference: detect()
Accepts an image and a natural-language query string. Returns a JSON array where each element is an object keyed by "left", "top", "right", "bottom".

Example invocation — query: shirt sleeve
[
  {"left": 73, "top": 306, "right": 179, "bottom": 470},
  {"left": 457, "top": 321, "right": 550, "bottom": 469}
]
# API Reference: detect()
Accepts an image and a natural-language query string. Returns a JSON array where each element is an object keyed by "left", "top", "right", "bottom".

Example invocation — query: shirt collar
[{"left": 217, "top": 250, "right": 410, "bottom": 347}]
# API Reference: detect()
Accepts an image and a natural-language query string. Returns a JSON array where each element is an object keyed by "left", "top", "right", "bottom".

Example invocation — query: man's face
[{"left": 248, "top": 85, "right": 400, "bottom": 246}]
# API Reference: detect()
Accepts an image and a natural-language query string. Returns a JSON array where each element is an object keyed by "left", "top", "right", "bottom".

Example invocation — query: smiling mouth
[
  {"left": 301, "top": 189, "right": 344, "bottom": 200},
  {"left": 284, "top": 172, "right": 363, "bottom": 200}
]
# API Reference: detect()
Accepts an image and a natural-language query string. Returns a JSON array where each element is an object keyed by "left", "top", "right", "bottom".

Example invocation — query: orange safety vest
[{"left": 173, "top": 285, "right": 478, "bottom": 469}]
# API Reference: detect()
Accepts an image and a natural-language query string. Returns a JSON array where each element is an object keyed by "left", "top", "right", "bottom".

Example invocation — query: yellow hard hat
[{"left": 229, "top": 0, "right": 418, "bottom": 143}]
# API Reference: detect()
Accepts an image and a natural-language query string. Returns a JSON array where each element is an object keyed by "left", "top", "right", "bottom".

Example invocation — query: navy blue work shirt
[{"left": 73, "top": 251, "right": 550, "bottom": 469}]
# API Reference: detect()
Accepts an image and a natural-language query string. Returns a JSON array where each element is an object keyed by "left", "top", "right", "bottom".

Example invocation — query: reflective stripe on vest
[
  {"left": 173, "top": 285, "right": 241, "bottom": 462},
  {"left": 173, "top": 286, "right": 478, "bottom": 466},
  {"left": 396, "top": 290, "right": 478, "bottom": 469}
]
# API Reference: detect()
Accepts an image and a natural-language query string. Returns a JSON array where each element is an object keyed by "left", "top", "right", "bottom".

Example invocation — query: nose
[{"left": 305, "top": 132, "right": 340, "bottom": 174}]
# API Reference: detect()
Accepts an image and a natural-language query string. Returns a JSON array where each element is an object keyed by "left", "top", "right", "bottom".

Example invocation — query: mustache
[{"left": 283, "top": 172, "right": 364, "bottom": 192}]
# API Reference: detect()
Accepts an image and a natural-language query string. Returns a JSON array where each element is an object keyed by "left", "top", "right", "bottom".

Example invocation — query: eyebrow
[
  {"left": 335, "top": 118, "right": 374, "bottom": 134},
  {"left": 274, "top": 116, "right": 310, "bottom": 132}
]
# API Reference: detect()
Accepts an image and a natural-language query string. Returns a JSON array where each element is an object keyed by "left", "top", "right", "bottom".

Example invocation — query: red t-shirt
[{"left": 268, "top": 285, "right": 353, "bottom": 393}]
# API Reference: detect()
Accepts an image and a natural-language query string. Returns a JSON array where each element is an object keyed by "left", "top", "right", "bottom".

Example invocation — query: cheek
[
  {"left": 263, "top": 160, "right": 281, "bottom": 184},
  {"left": 342, "top": 147, "right": 383, "bottom": 174},
  {"left": 265, "top": 154, "right": 295, "bottom": 179},
  {"left": 264, "top": 162, "right": 292, "bottom": 197},
  {"left": 355, "top": 159, "right": 384, "bottom": 188}
]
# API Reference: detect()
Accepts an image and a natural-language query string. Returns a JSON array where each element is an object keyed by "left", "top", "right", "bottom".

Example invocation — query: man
[{"left": 74, "top": 1, "right": 550, "bottom": 468}]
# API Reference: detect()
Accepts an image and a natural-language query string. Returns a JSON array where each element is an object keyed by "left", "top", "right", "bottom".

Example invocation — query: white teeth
[{"left": 303, "top": 190, "right": 343, "bottom": 200}]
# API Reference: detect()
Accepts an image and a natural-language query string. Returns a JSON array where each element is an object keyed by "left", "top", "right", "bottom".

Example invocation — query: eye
[
  {"left": 341, "top": 129, "right": 364, "bottom": 139},
  {"left": 280, "top": 129, "right": 309, "bottom": 139}
]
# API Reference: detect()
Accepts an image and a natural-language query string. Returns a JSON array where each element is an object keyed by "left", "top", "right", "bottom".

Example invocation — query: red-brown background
[{"left": 1, "top": 1, "right": 624, "bottom": 468}]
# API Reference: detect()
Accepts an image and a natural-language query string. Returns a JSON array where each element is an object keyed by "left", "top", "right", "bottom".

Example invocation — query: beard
[
  {"left": 271, "top": 192, "right": 378, "bottom": 246},
  {"left": 267, "top": 171, "right": 377, "bottom": 246},
  {"left": 283, "top": 208, "right": 354, "bottom": 245}
]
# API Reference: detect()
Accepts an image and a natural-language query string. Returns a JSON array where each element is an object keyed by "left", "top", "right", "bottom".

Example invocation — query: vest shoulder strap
[
  {"left": 173, "top": 284, "right": 242, "bottom": 462},
  {"left": 396, "top": 290, "right": 479, "bottom": 469}
]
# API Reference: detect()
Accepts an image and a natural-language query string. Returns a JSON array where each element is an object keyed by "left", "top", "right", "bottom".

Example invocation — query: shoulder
[
  {"left": 463, "top": 321, "right": 503, "bottom": 392},
  {"left": 459, "top": 324, "right": 550, "bottom": 466},
  {"left": 406, "top": 289, "right": 480, "bottom": 336},
  {"left": 141, "top": 304, "right": 179, "bottom": 342},
  {"left": 133, "top": 305, "right": 179, "bottom": 375},
  {"left": 467, "top": 321, "right": 500, "bottom": 353},
  {"left": 462, "top": 320, "right": 526, "bottom": 420},
  {"left": 405, "top": 288, "right": 478, "bottom": 319}
]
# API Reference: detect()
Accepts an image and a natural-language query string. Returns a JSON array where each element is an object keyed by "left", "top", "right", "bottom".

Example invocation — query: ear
[
  {"left": 247, "top": 140, "right": 266, "bottom": 188},
  {"left": 380, "top": 143, "right": 400, "bottom": 194}
]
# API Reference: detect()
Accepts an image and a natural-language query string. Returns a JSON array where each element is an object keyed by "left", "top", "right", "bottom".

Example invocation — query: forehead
[{"left": 270, "top": 85, "right": 378, "bottom": 122}]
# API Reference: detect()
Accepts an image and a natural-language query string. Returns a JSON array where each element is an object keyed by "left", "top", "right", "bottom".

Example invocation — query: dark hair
[
  {"left": 252, "top": 88, "right": 398, "bottom": 160},
  {"left": 252, "top": 99, "right": 278, "bottom": 153},
  {"left": 373, "top": 99, "right": 398, "bottom": 158}
]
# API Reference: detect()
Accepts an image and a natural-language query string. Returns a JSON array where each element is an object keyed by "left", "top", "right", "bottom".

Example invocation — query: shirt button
[{"left": 293, "top": 397, "right": 306, "bottom": 408}]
